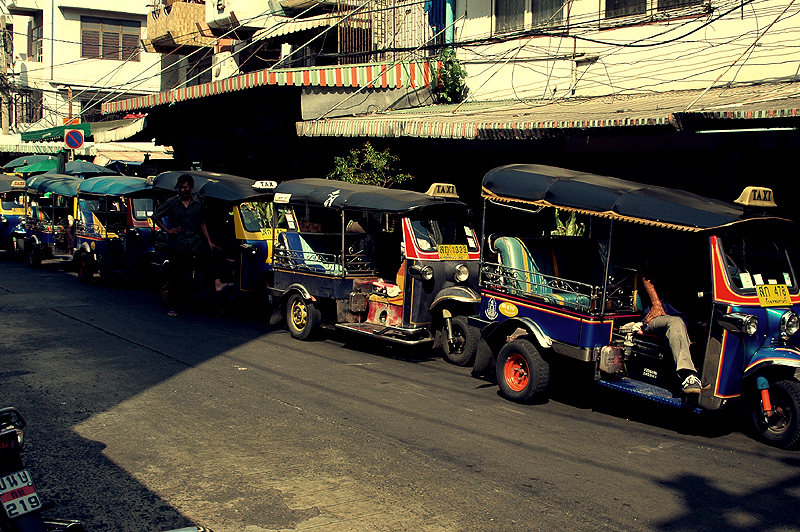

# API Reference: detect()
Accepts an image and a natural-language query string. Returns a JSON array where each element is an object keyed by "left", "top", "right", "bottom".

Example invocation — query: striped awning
[
  {"left": 101, "top": 60, "right": 441, "bottom": 115},
  {"left": 295, "top": 81, "right": 800, "bottom": 139}
]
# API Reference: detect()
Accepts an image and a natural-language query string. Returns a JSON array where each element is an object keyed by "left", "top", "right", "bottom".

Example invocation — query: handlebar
[{"left": 0, "top": 407, "right": 26, "bottom": 430}]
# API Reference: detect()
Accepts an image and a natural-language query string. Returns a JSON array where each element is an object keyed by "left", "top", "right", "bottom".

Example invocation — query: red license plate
[{"left": 1, "top": 470, "right": 41, "bottom": 519}]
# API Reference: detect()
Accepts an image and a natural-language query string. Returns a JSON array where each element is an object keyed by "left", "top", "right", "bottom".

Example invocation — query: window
[
  {"left": 81, "top": 17, "right": 141, "bottom": 61},
  {"left": 27, "top": 20, "right": 43, "bottom": 62},
  {"left": 605, "top": 0, "right": 646, "bottom": 19},
  {"left": 15, "top": 88, "right": 43, "bottom": 124},
  {"left": 606, "top": 0, "right": 704, "bottom": 19},
  {"left": 494, "top": 0, "right": 565, "bottom": 34}
]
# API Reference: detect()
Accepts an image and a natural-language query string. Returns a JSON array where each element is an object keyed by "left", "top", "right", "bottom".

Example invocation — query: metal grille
[{"left": 337, "top": 0, "right": 437, "bottom": 65}]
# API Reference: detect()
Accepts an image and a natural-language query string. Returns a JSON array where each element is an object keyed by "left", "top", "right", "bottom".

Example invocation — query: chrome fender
[
  {"left": 430, "top": 286, "right": 480, "bottom": 311},
  {"left": 743, "top": 346, "right": 800, "bottom": 378}
]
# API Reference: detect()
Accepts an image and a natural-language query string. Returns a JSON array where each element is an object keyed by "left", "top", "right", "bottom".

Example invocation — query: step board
[{"left": 598, "top": 377, "right": 703, "bottom": 414}]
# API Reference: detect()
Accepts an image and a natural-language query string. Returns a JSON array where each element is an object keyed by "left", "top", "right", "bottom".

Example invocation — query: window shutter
[{"left": 82, "top": 29, "right": 100, "bottom": 58}]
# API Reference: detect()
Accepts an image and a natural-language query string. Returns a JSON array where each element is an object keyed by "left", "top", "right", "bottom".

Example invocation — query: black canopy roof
[
  {"left": 482, "top": 164, "right": 789, "bottom": 232},
  {"left": 151, "top": 171, "right": 273, "bottom": 202},
  {"left": 274, "top": 178, "right": 467, "bottom": 215},
  {"left": 0, "top": 175, "right": 26, "bottom": 193}
]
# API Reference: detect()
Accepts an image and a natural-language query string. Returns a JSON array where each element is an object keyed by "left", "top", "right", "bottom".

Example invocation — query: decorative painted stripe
[{"left": 102, "top": 60, "right": 442, "bottom": 114}]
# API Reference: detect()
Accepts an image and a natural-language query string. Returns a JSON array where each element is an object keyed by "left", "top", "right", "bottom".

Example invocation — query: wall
[{"left": 455, "top": 0, "right": 800, "bottom": 101}]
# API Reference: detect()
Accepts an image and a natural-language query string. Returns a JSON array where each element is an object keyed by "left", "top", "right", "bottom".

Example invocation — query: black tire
[
  {"left": 27, "top": 246, "right": 41, "bottom": 268},
  {"left": 442, "top": 315, "right": 479, "bottom": 366},
  {"left": 286, "top": 293, "right": 321, "bottom": 340},
  {"left": 747, "top": 379, "right": 800, "bottom": 450},
  {"left": 77, "top": 255, "right": 94, "bottom": 284},
  {"left": 159, "top": 278, "right": 172, "bottom": 308},
  {"left": 495, "top": 339, "right": 550, "bottom": 403}
]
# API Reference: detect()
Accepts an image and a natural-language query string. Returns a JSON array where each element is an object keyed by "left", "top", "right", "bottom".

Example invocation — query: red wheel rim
[{"left": 503, "top": 352, "right": 529, "bottom": 392}]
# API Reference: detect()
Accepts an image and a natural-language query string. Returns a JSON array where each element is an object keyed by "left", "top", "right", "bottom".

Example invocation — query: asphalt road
[{"left": 2, "top": 256, "right": 799, "bottom": 532}]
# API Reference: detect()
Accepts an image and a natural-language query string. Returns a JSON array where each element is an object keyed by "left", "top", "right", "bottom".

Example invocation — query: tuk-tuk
[
  {"left": 270, "top": 179, "right": 481, "bottom": 361},
  {"left": 73, "top": 176, "right": 155, "bottom": 283},
  {"left": 20, "top": 174, "right": 89, "bottom": 267},
  {"left": 150, "top": 171, "right": 279, "bottom": 304},
  {"left": 0, "top": 176, "right": 27, "bottom": 251},
  {"left": 472, "top": 164, "right": 800, "bottom": 449}
]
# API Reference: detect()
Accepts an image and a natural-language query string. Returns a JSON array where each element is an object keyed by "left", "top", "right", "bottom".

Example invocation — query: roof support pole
[{"left": 600, "top": 220, "right": 613, "bottom": 319}]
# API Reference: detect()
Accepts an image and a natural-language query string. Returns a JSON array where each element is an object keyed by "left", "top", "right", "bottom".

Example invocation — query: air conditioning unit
[{"left": 212, "top": 51, "right": 239, "bottom": 81}]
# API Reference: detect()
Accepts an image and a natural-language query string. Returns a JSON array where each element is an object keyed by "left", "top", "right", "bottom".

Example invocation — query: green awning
[{"left": 20, "top": 123, "right": 92, "bottom": 142}]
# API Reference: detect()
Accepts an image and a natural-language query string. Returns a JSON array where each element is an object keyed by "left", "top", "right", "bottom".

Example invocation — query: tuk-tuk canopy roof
[
  {"left": 482, "top": 164, "right": 791, "bottom": 232},
  {"left": 151, "top": 171, "right": 273, "bottom": 202},
  {"left": 0, "top": 175, "right": 26, "bottom": 193},
  {"left": 26, "top": 174, "right": 86, "bottom": 197},
  {"left": 274, "top": 178, "right": 468, "bottom": 214},
  {"left": 78, "top": 176, "right": 151, "bottom": 196}
]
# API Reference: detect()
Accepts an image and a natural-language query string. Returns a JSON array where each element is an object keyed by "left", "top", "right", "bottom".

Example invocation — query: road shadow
[{"left": 655, "top": 459, "right": 800, "bottom": 531}]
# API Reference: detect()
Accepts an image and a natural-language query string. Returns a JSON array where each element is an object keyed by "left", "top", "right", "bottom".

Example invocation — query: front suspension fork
[
  {"left": 757, "top": 375, "right": 776, "bottom": 420},
  {"left": 442, "top": 309, "right": 454, "bottom": 344}
]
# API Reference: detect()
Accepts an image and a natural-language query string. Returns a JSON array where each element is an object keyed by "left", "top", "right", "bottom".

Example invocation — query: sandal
[{"left": 167, "top": 310, "right": 179, "bottom": 317}]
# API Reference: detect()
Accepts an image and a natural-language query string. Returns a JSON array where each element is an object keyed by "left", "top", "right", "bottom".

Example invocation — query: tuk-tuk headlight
[
  {"left": 409, "top": 264, "right": 434, "bottom": 281},
  {"left": 718, "top": 312, "right": 759, "bottom": 335},
  {"left": 780, "top": 311, "right": 799, "bottom": 339},
  {"left": 453, "top": 263, "right": 469, "bottom": 283}
]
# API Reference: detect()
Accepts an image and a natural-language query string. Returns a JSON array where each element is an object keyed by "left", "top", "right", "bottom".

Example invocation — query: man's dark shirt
[{"left": 153, "top": 195, "right": 206, "bottom": 253}]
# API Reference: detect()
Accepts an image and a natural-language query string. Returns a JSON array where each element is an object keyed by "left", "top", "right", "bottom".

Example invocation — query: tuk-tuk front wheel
[
  {"left": 27, "top": 247, "right": 41, "bottom": 268},
  {"left": 442, "top": 315, "right": 478, "bottom": 366},
  {"left": 287, "top": 294, "right": 321, "bottom": 340},
  {"left": 496, "top": 339, "right": 550, "bottom": 403},
  {"left": 748, "top": 379, "right": 800, "bottom": 450}
]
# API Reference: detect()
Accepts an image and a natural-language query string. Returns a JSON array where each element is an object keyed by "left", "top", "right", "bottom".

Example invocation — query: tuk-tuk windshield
[
  {"left": 410, "top": 219, "right": 479, "bottom": 252},
  {"left": 132, "top": 198, "right": 153, "bottom": 220},
  {"left": 240, "top": 201, "right": 286, "bottom": 232},
  {"left": 721, "top": 236, "right": 796, "bottom": 291},
  {"left": 2, "top": 191, "right": 25, "bottom": 210}
]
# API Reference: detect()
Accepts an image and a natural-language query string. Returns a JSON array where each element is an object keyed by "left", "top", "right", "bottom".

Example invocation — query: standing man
[{"left": 150, "top": 174, "right": 221, "bottom": 317}]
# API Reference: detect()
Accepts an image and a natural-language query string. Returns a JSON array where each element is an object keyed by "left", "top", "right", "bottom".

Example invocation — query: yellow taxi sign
[
  {"left": 735, "top": 186, "right": 777, "bottom": 208},
  {"left": 11, "top": 180, "right": 25, "bottom": 188},
  {"left": 425, "top": 183, "right": 459, "bottom": 199},
  {"left": 756, "top": 283, "right": 792, "bottom": 307}
]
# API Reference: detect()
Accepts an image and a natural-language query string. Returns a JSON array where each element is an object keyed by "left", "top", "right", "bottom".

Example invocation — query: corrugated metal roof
[
  {"left": 252, "top": 13, "right": 370, "bottom": 39},
  {"left": 295, "top": 81, "right": 800, "bottom": 139}
]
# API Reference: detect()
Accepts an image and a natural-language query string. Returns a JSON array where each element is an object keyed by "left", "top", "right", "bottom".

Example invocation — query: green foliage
[
  {"left": 551, "top": 208, "right": 585, "bottom": 237},
  {"left": 327, "top": 142, "right": 414, "bottom": 188},
  {"left": 437, "top": 48, "right": 467, "bottom": 104}
]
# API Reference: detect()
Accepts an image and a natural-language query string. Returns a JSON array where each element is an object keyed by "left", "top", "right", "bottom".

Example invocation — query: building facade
[{"left": 4, "top": 0, "right": 162, "bottom": 131}]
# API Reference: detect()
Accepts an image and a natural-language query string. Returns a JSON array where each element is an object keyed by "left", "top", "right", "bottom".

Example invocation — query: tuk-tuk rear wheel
[
  {"left": 748, "top": 379, "right": 800, "bottom": 450},
  {"left": 496, "top": 339, "right": 549, "bottom": 403},
  {"left": 287, "top": 294, "right": 320, "bottom": 340},
  {"left": 442, "top": 315, "right": 478, "bottom": 366}
]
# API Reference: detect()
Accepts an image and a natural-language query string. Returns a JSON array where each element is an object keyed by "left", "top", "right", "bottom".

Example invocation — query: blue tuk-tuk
[
  {"left": 20, "top": 174, "right": 88, "bottom": 267},
  {"left": 150, "top": 171, "right": 280, "bottom": 304},
  {"left": 270, "top": 179, "right": 481, "bottom": 361},
  {"left": 73, "top": 176, "right": 155, "bottom": 282},
  {"left": 472, "top": 164, "right": 800, "bottom": 449},
  {"left": 0, "top": 176, "right": 27, "bottom": 251}
]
